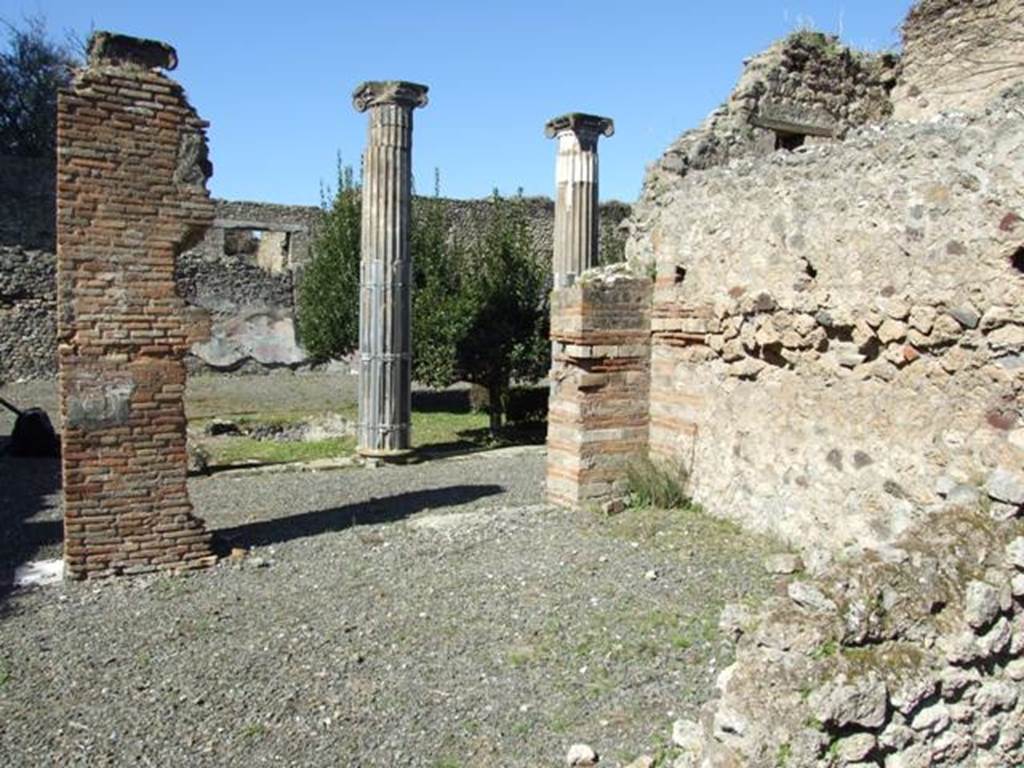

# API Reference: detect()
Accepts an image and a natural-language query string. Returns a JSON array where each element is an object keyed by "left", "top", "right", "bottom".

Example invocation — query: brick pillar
[
  {"left": 544, "top": 113, "right": 614, "bottom": 289},
  {"left": 57, "top": 32, "right": 216, "bottom": 579},
  {"left": 546, "top": 278, "right": 652, "bottom": 509},
  {"left": 352, "top": 81, "right": 428, "bottom": 457}
]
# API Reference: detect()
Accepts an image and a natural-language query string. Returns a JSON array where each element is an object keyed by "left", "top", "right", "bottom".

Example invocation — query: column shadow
[{"left": 213, "top": 483, "right": 505, "bottom": 551}]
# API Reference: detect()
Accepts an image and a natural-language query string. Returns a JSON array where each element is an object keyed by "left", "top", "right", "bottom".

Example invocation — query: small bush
[{"left": 625, "top": 455, "right": 691, "bottom": 509}]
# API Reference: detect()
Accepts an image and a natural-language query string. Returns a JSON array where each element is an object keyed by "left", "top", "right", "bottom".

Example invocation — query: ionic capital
[
  {"left": 352, "top": 81, "right": 429, "bottom": 113},
  {"left": 544, "top": 113, "right": 615, "bottom": 144}
]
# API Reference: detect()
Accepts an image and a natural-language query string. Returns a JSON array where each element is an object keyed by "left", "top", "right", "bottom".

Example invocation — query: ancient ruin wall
[
  {"left": 57, "top": 34, "right": 216, "bottom": 578},
  {"left": 0, "top": 171, "right": 631, "bottom": 378},
  {"left": 893, "top": 0, "right": 1024, "bottom": 120},
  {"left": 639, "top": 89, "right": 1024, "bottom": 558},
  {"left": 626, "top": 32, "right": 898, "bottom": 268}
]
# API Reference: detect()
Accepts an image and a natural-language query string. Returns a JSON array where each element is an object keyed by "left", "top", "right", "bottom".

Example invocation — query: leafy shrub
[{"left": 297, "top": 162, "right": 360, "bottom": 360}]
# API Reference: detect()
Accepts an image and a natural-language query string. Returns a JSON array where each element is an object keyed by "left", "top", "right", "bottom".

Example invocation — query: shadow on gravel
[
  {"left": 213, "top": 484, "right": 505, "bottom": 550},
  {"left": 0, "top": 453, "right": 63, "bottom": 611}
]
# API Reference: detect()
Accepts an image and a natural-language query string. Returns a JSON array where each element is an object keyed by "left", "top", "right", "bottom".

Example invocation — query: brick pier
[{"left": 57, "top": 32, "right": 217, "bottom": 578}]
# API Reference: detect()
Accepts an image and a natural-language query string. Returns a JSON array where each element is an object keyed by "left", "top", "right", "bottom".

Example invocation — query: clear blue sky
[{"left": 10, "top": 0, "right": 913, "bottom": 205}]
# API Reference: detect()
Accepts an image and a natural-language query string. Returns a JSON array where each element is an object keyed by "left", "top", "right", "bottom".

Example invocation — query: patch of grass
[
  {"left": 651, "top": 746, "right": 682, "bottom": 767},
  {"left": 195, "top": 406, "right": 541, "bottom": 467},
  {"left": 776, "top": 742, "right": 792, "bottom": 767},
  {"left": 411, "top": 409, "right": 490, "bottom": 449},
  {"left": 600, "top": 504, "right": 746, "bottom": 556},
  {"left": 206, "top": 436, "right": 356, "bottom": 466},
  {"left": 625, "top": 456, "right": 692, "bottom": 509},
  {"left": 548, "top": 710, "right": 575, "bottom": 734},
  {"left": 810, "top": 639, "right": 838, "bottom": 661},
  {"left": 506, "top": 645, "right": 537, "bottom": 667},
  {"left": 0, "top": 658, "right": 9, "bottom": 687},
  {"left": 240, "top": 722, "right": 267, "bottom": 740}
]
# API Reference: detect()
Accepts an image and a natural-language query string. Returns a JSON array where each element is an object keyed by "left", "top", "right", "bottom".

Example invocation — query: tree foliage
[
  {"left": 297, "top": 162, "right": 361, "bottom": 359},
  {"left": 452, "top": 191, "right": 549, "bottom": 432},
  {"left": 410, "top": 195, "right": 474, "bottom": 389},
  {"left": 299, "top": 171, "right": 551, "bottom": 431},
  {"left": 0, "top": 16, "right": 78, "bottom": 158}
]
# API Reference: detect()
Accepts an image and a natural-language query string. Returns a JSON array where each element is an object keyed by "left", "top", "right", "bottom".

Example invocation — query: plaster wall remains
[
  {"left": 892, "top": 0, "right": 1024, "bottom": 121},
  {"left": 174, "top": 199, "right": 320, "bottom": 372},
  {"left": 57, "top": 33, "right": 216, "bottom": 579}
]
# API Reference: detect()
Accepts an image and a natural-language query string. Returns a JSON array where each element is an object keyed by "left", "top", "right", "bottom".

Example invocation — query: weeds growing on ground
[{"left": 625, "top": 456, "right": 692, "bottom": 509}]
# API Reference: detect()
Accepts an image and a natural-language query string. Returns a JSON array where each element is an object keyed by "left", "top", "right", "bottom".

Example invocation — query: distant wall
[{"left": 0, "top": 157, "right": 631, "bottom": 379}]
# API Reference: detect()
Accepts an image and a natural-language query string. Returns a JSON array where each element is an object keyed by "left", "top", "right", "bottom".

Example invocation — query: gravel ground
[{"left": 1, "top": 375, "right": 782, "bottom": 767}]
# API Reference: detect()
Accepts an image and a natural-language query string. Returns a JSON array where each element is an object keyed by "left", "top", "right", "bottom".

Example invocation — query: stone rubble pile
[{"left": 633, "top": 507, "right": 1023, "bottom": 767}]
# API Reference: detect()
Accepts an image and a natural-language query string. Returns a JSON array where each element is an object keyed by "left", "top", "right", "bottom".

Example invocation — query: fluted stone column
[
  {"left": 353, "top": 81, "right": 428, "bottom": 456},
  {"left": 545, "top": 113, "right": 614, "bottom": 288}
]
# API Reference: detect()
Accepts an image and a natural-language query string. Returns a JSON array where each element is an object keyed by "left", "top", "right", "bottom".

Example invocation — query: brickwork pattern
[
  {"left": 546, "top": 278, "right": 651, "bottom": 508},
  {"left": 56, "top": 45, "right": 216, "bottom": 578}
]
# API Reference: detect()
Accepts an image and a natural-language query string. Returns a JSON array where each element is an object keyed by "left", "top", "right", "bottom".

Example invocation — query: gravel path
[{"left": 1, "top": 377, "right": 782, "bottom": 767}]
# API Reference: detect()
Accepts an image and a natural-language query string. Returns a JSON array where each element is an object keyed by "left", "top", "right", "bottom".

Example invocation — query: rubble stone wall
[
  {"left": 0, "top": 246, "right": 56, "bottom": 381},
  {"left": 642, "top": 93, "right": 1024, "bottom": 558},
  {"left": 626, "top": 32, "right": 899, "bottom": 268},
  {"left": 670, "top": 510, "right": 1024, "bottom": 768},
  {"left": 893, "top": 0, "right": 1024, "bottom": 120},
  {"left": 57, "top": 38, "right": 216, "bottom": 579}
]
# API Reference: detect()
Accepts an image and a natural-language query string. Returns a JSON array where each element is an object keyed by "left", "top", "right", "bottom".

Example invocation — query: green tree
[
  {"left": 297, "top": 161, "right": 361, "bottom": 360},
  {"left": 411, "top": 193, "right": 473, "bottom": 389},
  {"left": 0, "top": 16, "right": 78, "bottom": 157},
  {"left": 455, "top": 191, "right": 550, "bottom": 433}
]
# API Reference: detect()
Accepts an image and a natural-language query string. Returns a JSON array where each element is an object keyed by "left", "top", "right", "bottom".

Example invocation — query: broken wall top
[{"left": 892, "top": 0, "right": 1024, "bottom": 120}]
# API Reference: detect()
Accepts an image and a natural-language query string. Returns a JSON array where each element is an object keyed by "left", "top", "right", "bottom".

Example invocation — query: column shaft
[
  {"left": 545, "top": 113, "right": 614, "bottom": 289},
  {"left": 354, "top": 82, "right": 427, "bottom": 456},
  {"left": 553, "top": 133, "right": 600, "bottom": 288}
]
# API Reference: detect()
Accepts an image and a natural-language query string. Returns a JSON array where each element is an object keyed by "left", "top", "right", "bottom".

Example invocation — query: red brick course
[
  {"left": 56, "top": 37, "right": 215, "bottom": 579},
  {"left": 545, "top": 279, "right": 652, "bottom": 508}
]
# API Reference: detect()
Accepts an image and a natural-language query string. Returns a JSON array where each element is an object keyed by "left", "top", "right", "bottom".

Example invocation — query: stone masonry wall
[
  {"left": 0, "top": 246, "right": 56, "bottom": 381},
  {"left": 641, "top": 90, "right": 1024, "bottom": 559},
  {"left": 546, "top": 269, "right": 651, "bottom": 509},
  {"left": 626, "top": 32, "right": 898, "bottom": 268},
  {"left": 668, "top": 509, "right": 1024, "bottom": 768},
  {"left": 57, "top": 34, "right": 217, "bottom": 579},
  {"left": 892, "top": 0, "right": 1024, "bottom": 121}
]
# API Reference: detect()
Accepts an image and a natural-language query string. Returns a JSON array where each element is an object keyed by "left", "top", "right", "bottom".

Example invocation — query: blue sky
[{"left": 9, "top": 0, "right": 913, "bottom": 204}]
